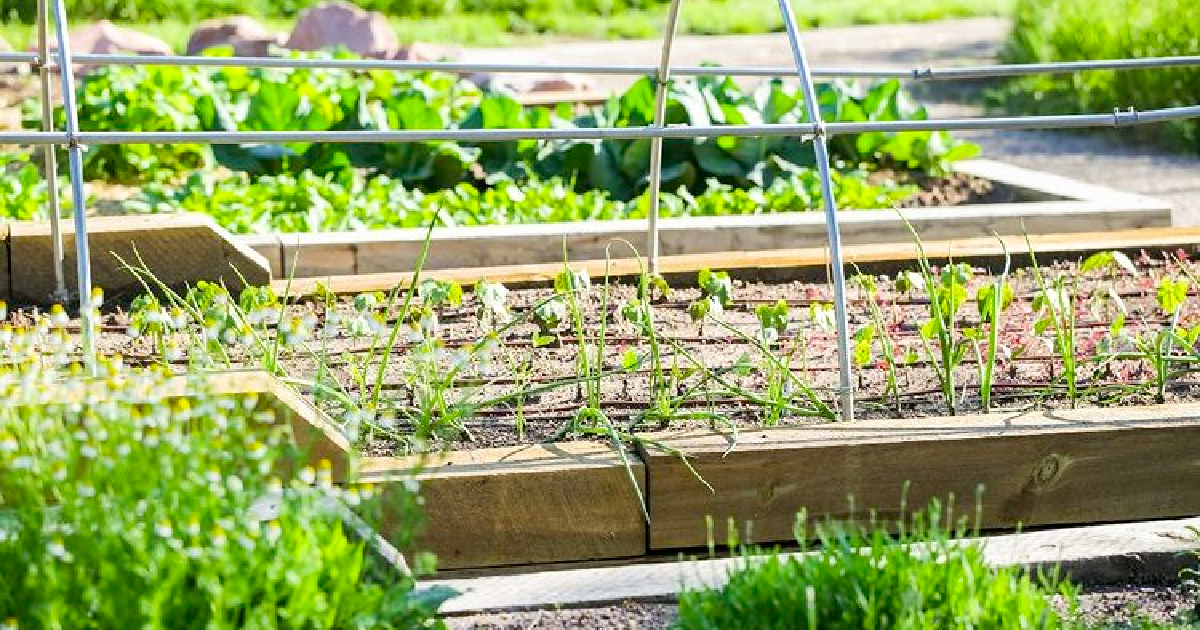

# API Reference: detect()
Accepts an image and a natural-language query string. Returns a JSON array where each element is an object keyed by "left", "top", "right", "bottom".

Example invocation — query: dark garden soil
[{"left": 47, "top": 245, "right": 1200, "bottom": 457}]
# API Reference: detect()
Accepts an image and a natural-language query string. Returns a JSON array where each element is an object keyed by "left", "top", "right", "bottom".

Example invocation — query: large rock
[
  {"left": 472, "top": 72, "right": 599, "bottom": 95},
  {"left": 373, "top": 42, "right": 455, "bottom": 62},
  {"left": 38, "top": 21, "right": 173, "bottom": 56},
  {"left": 186, "top": 16, "right": 286, "bottom": 57},
  {"left": 528, "top": 73, "right": 598, "bottom": 93},
  {"left": 286, "top": 1, "right": 397, "bottom": 57}
]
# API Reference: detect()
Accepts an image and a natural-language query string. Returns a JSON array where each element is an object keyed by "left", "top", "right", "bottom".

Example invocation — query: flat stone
[{"left": 528, "top": 73, "right": 598, "bottom": 93}]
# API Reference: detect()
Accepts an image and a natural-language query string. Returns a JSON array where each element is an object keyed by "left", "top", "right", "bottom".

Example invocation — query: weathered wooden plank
[
  {"left": 0, "top": 222, "right": 10, "bottom": 302},
  {"left": 241, "top": 194, "right": 1170, "bottom": 280},
  {"left": 276, "top": 226, "right": 1200, "bottom": 296},
  {"left": 1, "top": 369, "right": 353, "bottom": 481},
  {"left": 238, "top": 233, "right": 283, "bottom": 277},
  {"left": 361, "top": 442, "right": 647, "bottom": 570},
  {"left": 9, "top": 214, "right": 271, "bottom": 305},
  {"left": 640, "top": 404, "right": 1200, "bottom": 550},
  {"left": 199, "top": 370, "right": 353, "bottom": 482}
]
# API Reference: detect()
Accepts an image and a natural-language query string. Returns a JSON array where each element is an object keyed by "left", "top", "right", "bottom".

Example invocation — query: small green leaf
[
  {"left": 731, "top": 353, "right": 754, "bottom": 376},
  {"left": 1157, "top": 277, "right": 1189, "bottom": 315},
  {"left": 755, "top": 299, "right": 789, "bottom": 339},
  {"left": 895, "top": 270, "right": 925, "bottom": 294},
  {"left": 852, "top": 324, "right": 875, "bottom": 366},
  {"left": 1110, "top": 313, "right": 1126, "bottom": 337},
  {"left": 810, "top": 303, "right": 836, "bottom": 332},
  {"left": 621, "top": 349, "right": 641, "bottom": 371},
  {"left": 698, "top": 268, "right": 733, "bottom": 307},
  {"left": 418, "top": 278, "right": 463, "bottom": 307},
  {"left": 1080, "top": 251, "right": 1114, "bottom": 274},
  {"left": 554, "top": 268, "right": 591, "bottom": 294}
]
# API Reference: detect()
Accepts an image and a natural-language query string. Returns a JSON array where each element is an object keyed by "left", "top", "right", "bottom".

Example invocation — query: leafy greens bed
[{"left": 5, "top": 51, "right": 980, "bottom": 232}]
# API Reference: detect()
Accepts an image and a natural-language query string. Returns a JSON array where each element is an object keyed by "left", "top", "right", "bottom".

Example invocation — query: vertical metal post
[
  {"left": 776, "top": 0, "right": 854, "bottom": 421},
  {"left": 49, "top": 0, "right": 96, "bottom": 373},
  {"left": 36, "top": 0, "right": 66, "bottom": 301},
  {"left": 646, "top": 0, "right": 684, "bottom": 273}
]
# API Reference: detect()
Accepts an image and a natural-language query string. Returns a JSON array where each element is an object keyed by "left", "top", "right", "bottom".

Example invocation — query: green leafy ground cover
[
  {"left": 990, "top": 0, "right": 1200, "bottom": 152},
  {"left": 47, "top": 61, "right": 971, "bottom": 190},
  {"left": 676, "top": 499, "right": 1076, "bottom": 629},
  {"left": 0, "top": 357, "right": 450, "bottom": 627},
  {"left": 2, "top": 56, "right": 978, "bottom": 233}
]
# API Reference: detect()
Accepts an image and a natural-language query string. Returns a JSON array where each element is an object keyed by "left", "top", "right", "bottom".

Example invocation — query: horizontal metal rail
[
  {"left": 2, "top": 50, "right": 1199, "bottom": 81},
  {"left": 3, "top": 105, "right": 1198, "bottom": 146}
]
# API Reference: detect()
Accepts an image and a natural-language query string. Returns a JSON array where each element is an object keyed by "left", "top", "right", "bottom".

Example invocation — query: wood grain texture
[
  {"left": 277, "top": 226, "right": 1200, "bottom": 296},
  {"left": 0, "top": 222, "right": 10, "bottom": 302},
  {"left": 9, "top": 214, "right": 271, "bottom": 305},
  {"left": 249, "top": 200, "right": 1171, "bottom": 279},
  {"left": 201, "top": 370, "right": 353, "bottom": 482},
  {"left": 640, "top": 404, "right": 1200, "bottom": 550},
  {"left": 361, "top": 443, "right": 647, "bottom": 570}
]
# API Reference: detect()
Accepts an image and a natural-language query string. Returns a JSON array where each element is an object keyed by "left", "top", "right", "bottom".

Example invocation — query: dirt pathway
[
  {"left": 464, "top": 17, "right": 1200, "bottom": 227},
  {"left": 463, "top": 18, "right": 1008, "bottom": 94}
]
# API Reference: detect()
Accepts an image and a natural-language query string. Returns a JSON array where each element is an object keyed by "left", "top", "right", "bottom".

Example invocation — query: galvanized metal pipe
[
  {"left": 0, "top": 50, "right": 1197, "bottom": 81},
  {"left": 647, "top": 0, "right": 684, "bottom": 273},
  {"left": 777, "top": 0, "right": 854, "bottom": 422},
  {"left": 0, "top": 105, "right": 1185, "bottom": 145},
  {"left": 50, "top": 0, "right": 96, "bottom": 373},
  {"left": 35, "top": 0, "right": 66, "bottom": 301}
]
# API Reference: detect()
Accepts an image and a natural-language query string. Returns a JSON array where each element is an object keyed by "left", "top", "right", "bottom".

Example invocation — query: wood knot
[
  {"left": 758, "top": 482, "right": 777, "bottom": 505},
  {"left": 1029, "top": 453, "right": 1068, "bottom": 492}
]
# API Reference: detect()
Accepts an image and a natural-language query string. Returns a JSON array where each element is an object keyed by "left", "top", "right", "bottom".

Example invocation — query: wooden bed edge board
[
  {"left": 358, "top": 440, "right": 641, "bottom": 481},
  {"left": 1, "top": 222, "right": 10, "bottom": 302},
  {"left": 633, "top": 401, "right": 1200, "bottom": 456},
  {"left": 184, "top": 369, "right": 355, "bottom": 478},
  {"left": 243, "top": 198, "right": 1170, "bottom": 250},
  {"left": 367, "top": 442, "right": 650, "bottom": 571},
  {"left": 640, "top": 406, "right": 1200, "bottom": 550},
  {"left": 272, "top": 226, "right": 1200, "bottom": 295},
  {"left": 197, "top": 213, "right": 274, "bottom": 281}
]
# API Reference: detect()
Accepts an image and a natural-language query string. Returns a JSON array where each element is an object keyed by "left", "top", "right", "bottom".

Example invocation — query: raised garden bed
[
  {"left": 11, "top": 229, "right": 1200, "bottom": 570},
  {"left": 236, "top": 159, "right": 1171, "bottom": 276}
]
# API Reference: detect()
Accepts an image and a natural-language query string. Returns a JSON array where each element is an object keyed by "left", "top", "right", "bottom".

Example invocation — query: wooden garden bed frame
[{"left": 236, "top": 159, "right": 1171, "bottom": 278}]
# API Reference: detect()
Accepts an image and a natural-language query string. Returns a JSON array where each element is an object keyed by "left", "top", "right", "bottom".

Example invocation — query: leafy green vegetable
[
  {"left": 117, "top": 167, "right": 917, "bottom": 234},
  {"left": 36, "top": 57, "right": 977, "bottom": 195},
  {"left": 698, "top": 268, "right": 734, "bottom": 308}
]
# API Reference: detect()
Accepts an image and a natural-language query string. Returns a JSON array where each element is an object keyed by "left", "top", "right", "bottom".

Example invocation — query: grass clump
[
  {"left": 676, "top": 498, "right": 1074, "bottom": 629},
  {"left": 0, "top": 362, "right": 449, "bottom": 628},
  {"left": 991, "top": 0, "right": 1200, "bottom": 152}
]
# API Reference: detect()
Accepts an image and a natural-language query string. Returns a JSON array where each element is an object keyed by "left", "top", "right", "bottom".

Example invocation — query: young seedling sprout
[{"left": 689, "top": 268, "right": 734, "bottom": 335}]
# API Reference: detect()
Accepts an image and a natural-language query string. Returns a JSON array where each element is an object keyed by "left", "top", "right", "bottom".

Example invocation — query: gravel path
[
  {"left": 464, "top": 18, "right": 1008, "bottom": 94},
  {"left": 464, "top": 17, "right": 1200, "bottom": 227},
  {"left": 446, "top": 584, "right": 1199, "bottom": 628}
]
